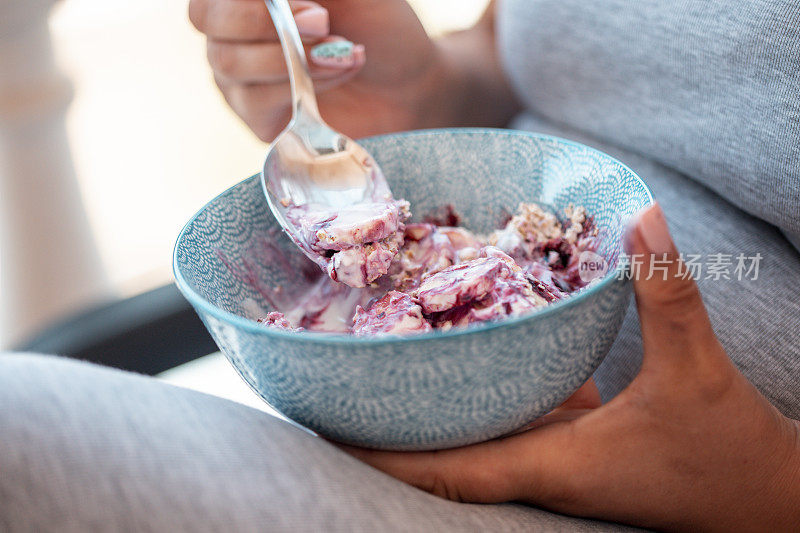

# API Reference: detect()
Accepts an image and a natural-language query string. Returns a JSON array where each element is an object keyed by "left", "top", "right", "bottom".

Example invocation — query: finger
[
  {"left": 309, "top": 39, "right": 367, "bottom": 70},
  {"left": 523, "top": 408, "right": 596, "bottom": 431},
  {"left": 340, "top": 422, "right": 580, "bottom": 505},
  {"left": 190, "top": 0, "right": 329, "bottom": 41},
  {"left": 561, "top": 377, "right": 602, "bottom": 410},
  {"left": 216, "top": 78, "right": 292, "bottom": 141},
  {"left": 215, "top": 52, "right": 364, "bottom": 142},
  {"left": 208, "top": 38, "right": 365, "bottom": 84},
  {"left": 508, "top": 379, "right": 601, "bottom": 435},
  {"left": 510, "top": 407, "right": 595, "bottom": 434},
  {"left": 625, "top": 203, "right": 726, "bottom": 370}
]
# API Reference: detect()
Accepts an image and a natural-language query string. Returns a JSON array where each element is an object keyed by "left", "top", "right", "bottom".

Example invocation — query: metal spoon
[{"left": 261, "top": 0, "right": 393, "bottom": 268}]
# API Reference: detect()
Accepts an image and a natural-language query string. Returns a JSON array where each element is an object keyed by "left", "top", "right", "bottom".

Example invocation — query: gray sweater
[{"left": 499, "top": 0, "right": 800, "bottom": 414}]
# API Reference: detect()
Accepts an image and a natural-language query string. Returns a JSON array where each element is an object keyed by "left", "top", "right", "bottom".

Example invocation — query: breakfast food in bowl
[
  {"left": 263, "top": 202, "right": 598, "bottom": 336},
  {"left": 174, "top": 129, "right": 653, "bottom": 450},
  {"left": 285, "top": 198, "right": 411, "bottom": 288}
]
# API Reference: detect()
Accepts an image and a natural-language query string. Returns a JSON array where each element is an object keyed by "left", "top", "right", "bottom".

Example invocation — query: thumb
[{"left": 625, "top": 203, "right": 724, "bottom": 368}]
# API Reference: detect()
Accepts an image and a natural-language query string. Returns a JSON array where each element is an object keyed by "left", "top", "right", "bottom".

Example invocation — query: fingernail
[
  {"left": 310, "top": 40, "right": 362, "bottom": 68},
  {"left": 637, "top": 203, "right": 673, "bottom": 255},
  {"left": 295, "top": 6, "right": 329, "bottom": 38}
]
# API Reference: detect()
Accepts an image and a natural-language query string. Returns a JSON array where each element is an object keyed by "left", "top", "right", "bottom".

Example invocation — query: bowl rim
[{"left": 173, "top": 127, "right": 653, "bottom": 346}]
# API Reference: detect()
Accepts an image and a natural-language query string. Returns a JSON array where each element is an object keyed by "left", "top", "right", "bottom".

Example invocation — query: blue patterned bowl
[{"left": 174, "top": 129, "right": 652, "bottom": 450}]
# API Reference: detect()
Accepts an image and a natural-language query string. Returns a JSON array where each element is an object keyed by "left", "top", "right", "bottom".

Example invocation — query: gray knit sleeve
[{"left": 498, "top": 0, "right": 800, "bottom": 239}]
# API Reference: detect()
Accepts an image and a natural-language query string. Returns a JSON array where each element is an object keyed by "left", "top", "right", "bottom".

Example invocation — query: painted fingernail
[
  {"left": 294, "top": 6, "right": 329, "bottom": 38},
  {"left": 637, "top": 203, "right": 673, "bottom": 255},
  {"left": 310, "top": 40, "right": 362, "bottom": 68}
]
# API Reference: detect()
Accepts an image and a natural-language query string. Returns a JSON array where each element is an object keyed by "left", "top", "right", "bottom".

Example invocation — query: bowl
[{"left": 174, "top": 128, "right": 653, "bottom": 450}]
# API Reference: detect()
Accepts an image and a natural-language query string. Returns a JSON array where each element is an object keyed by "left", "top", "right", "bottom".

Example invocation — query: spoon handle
[{"left": 264, "top": 0, "right": 322, "bottom": 122}]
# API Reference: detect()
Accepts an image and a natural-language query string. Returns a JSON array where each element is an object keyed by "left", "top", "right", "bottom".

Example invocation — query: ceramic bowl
[{"left": 174, "top": 128, "right": 653, "bottom": 450}]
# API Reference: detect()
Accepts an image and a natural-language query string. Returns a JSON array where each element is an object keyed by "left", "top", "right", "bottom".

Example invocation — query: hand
[
  {"left": 188, "top": 0, "right": 480, "bottom": 141},
  {"left": 343, "top": 204, "right": 800, "bottom": 531}
]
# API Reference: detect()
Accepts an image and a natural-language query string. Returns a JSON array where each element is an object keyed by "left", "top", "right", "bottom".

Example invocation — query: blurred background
[{"left": 1, "top": 0, "right": 489, "bottom": 349}]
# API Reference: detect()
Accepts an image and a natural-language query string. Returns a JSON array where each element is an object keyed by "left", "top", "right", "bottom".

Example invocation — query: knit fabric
[{"left": 499, "top": 0, "right": 800, "bottom": 410}]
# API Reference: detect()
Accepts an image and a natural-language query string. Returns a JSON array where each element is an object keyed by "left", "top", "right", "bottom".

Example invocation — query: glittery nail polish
[{"left": 310, "top": 40, "right": 360, "bottom": 68}]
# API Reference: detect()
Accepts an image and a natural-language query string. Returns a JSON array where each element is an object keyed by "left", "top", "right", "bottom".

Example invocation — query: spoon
[{"left": 261, "top": 0, "right": 394, "bottom": 270}]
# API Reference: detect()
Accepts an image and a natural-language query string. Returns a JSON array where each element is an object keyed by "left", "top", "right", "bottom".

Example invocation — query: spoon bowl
[{"left": 261, "top": 0, "right": 392, "bottom": 269}]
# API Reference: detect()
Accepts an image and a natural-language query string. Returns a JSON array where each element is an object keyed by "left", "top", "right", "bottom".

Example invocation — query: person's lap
[{"left": 0, "top": 353, "right": 635, "bottom": 532}]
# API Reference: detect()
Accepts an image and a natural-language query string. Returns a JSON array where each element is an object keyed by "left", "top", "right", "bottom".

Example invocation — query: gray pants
[{"left": 0, "top": 353, "right": 633, "bottom": 532}]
